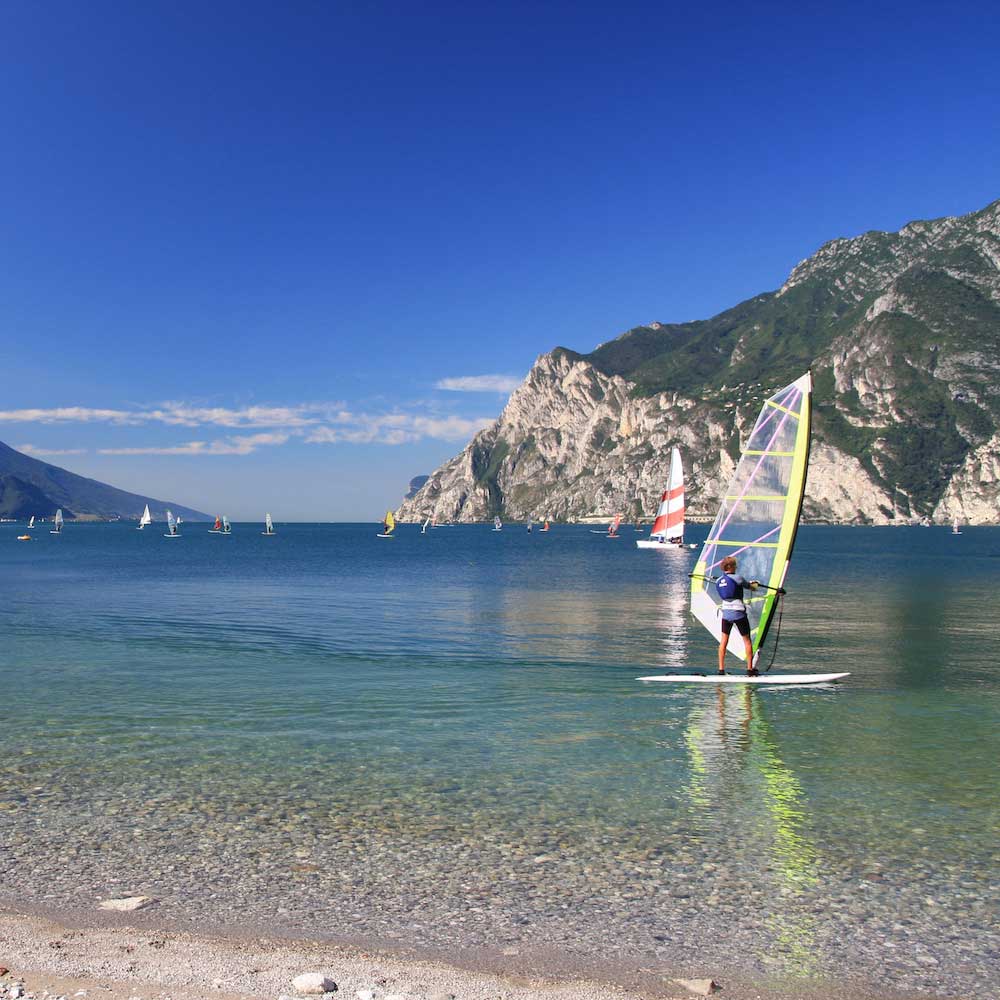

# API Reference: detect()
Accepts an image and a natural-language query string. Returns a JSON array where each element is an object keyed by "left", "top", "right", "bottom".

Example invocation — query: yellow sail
[{"left": 384, "top": 510, "right": 396, "bottom": 533}]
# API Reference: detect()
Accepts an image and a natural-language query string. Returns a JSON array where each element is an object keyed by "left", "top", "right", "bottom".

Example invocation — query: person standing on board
[{"left": 716, "top": 556, "right": 760, "bottom": 676}]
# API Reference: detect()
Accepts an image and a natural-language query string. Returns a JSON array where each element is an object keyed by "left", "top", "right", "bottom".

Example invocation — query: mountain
[
  {"left": 399, "top": 198, "right": 1000, "bottom": 525},
  {"left": 0, "top": 441, "right": 210, "bottom": 521}
]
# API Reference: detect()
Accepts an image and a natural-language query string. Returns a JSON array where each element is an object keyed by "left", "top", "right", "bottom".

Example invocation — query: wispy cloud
[
  {"left": 98, "top": 433, "right": 291, "bottom": 457},
  {"left": 0, "top": 404, "right": 329, "bottom": 429},
  {"left": 18, "top": 444, "right": 88, "bottom": 456},
  {"left": 305, "top": 413, "right": 494, "bottom": 446},
  {"left": 435, "top": 375, "right": 522, "bottom": 393}
]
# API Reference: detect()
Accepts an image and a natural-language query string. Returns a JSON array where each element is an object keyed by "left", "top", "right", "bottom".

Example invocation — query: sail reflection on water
[{"left": 682, "top": 689, "right": 822, "bottom": 974}]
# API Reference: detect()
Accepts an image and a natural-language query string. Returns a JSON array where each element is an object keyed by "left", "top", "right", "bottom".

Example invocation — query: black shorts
[{"left": 721, "top": 616, "right": 750, "bottom": 637}]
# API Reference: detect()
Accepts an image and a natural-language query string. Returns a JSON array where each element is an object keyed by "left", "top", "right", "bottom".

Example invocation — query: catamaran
[
  {"left": 637, "top": 447, "right": 688, "bottom": 550},
  {"left": 138, "top": 504, "right": 152, "bottom": 530},
  {"left": 638, "top": 373, "right": 848, "bottom": 686},
  {"left": 50, "top": 509, "right": 63, "bottom": 534},
  {"left": 378, "top": 511, "right": 396, "bottom": 538},
  {"left": 262, "top": 512, "right": 276, "bottom": 536},
  {"left": 493, "top": 515, "right": 502, "bottom": 531},
  {"left": 164, "top": 510, "right": 180, "bottom": 537}
]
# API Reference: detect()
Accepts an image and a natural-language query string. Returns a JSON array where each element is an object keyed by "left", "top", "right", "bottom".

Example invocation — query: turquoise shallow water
[{"left": 1, "top": 522, "right": 998, "bottom": 995}]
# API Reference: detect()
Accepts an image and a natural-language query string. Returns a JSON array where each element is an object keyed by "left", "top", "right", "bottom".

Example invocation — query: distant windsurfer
[{"left": 716, "top": 556, "right": 760, "bottom": 676}]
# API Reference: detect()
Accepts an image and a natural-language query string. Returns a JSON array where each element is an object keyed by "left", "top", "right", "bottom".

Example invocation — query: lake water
[{"left": 1, "top": 522, "right": 997, "bottom": 996}]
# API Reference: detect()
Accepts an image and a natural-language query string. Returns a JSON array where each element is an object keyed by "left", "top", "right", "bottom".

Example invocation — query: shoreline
[{"left": 0, "top": 903, "right": 945, "bottom": 1000}]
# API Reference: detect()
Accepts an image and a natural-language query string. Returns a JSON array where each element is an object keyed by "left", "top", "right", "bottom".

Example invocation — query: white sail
[
  {"left": 28, "top": 515, "right": 35, "bottom": 528},
  {"left": 166, "top": 510, "right": 177, "bottom": 534},
  {"left": 264, "top": 512, "right": 274, "bottom": 534},
  {"left": 139, "top": 504, "right": 152, "bottom": 527},
  {"left": 494, "top": 515, "right": 502, "bottom": 530},
  {"left": 691, "top": 373, "right": 812, "bottom": 666},
  {"left": 52, "top": 509, "right": 63, "bottom": 532},
  {"left": 421, "top": 516, "right": 431, "bottom": 534},
  {"left": 222, "top": 515, "right": 231, "bottom": 533}
]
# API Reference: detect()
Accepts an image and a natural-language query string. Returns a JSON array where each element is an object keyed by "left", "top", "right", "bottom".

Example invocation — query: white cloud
[
  {"left": 98, "top": 432, "right": 290, "bottom": 457},
  {"left": 0, "top": 407, "right": 141, "bottom": 424},
  {"left": 435, "top": 375, "right": 522, "bottom": 393},
  {"left": 305, "top": 413, "right": 493, "bottom": 446},
  {"left": 18, "top": 444, "right": 88, "bottom": 456},
  {"left": 0, "top": 403, "right": 335, "bottom": 429}
]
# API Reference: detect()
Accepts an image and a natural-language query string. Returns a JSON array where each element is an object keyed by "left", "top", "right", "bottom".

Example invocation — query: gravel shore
[{"left": 0, "top": 906, "right": 952, "bottom": 1000}]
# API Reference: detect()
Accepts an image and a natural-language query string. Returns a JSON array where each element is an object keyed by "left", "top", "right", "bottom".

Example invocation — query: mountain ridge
[
  {"left": 399, "top": 197, "right": 1000, "bottom": 525},
  {"left": 0, "top": 441, "right": 210, "bottom": 521}
]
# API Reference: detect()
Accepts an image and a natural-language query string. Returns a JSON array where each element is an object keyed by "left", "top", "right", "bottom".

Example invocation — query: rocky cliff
[{"left": 399, "top": 198, "right": 1000, "bottom": 525}]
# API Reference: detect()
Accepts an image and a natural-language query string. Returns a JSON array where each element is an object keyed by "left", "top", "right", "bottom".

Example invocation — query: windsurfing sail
[
  {"left": 166, "top": 510, "right": 178, "bottom": 535},
  {"left": 213, "top": 516, "right": 222, "bottom": 531},
  {"left": 222, "top": 515, "right": 231, "bottom": 533},
  {"left": 264, "top": 512, "right": 274, "bottom": 534},
  {"left": 649, "top": 447, "right": 685, "bottom": 541},
  {"left": 494, "top": 515, "right": 502, "bottom": 530},
  {"left": 383, "top": 511, "right": 396, "bottom": 535},
  {"left": 542, "top": 519, "right": 550, "bottom": 531},
  {"left": 28, "top": 515, "right": 35, "bottom": 528},
  {"left": 691, "top": 372, "right": 812, "bottom": 667},
  {"left": 608, "top": 513, "right": 621, "bottom": 537},
  {"left": 421, "top": 516, "right": 431, "bottom": 534},
  {"left": 139, "top": 504, "right": 151, "bottom": 528},
  {"left": 53, "top": 509, "right": 63, "bottom": 532}
]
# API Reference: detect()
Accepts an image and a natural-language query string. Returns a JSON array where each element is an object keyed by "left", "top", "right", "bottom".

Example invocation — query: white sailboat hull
[
  {"left": 638, "top": 672, "right": 850, "bottom": 685},
  {"left": 636, "top": 538, "right": 685, "bottom": 550}
]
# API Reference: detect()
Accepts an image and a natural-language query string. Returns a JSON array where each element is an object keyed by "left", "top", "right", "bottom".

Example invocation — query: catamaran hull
[
  {"left": 637, "top": 673, "right": 850, "bottom": 685},
  {"left": 635, "top": 539, "right": 685, "bottom": 550}
]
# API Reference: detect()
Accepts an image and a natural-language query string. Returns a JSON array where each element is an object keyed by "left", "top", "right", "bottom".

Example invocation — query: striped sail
[
  {"left": 691, "top": 373, "right": 812, "bottom": 665},
  {"left": 650, "top": 447, "right": 685, "bottom": 539}
]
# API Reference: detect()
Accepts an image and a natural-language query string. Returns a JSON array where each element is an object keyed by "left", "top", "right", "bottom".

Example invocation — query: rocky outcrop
[{"left": 400, "top": 198, "right": 1000, "bottom": 525}]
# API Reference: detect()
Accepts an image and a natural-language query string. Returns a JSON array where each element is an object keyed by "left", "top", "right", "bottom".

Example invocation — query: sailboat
[
  {"left": 262, "top": 512, "right": 276, "bottom": 536},
  {"left": 378, "top": 511, "right": 396, "bottom": 538},
  {"left": 952, "top": 518, "right": 962, "bottom": 535},
  {"left": 638, "top": 373, "right": 848, "bottom": 685},
  {"left": 637, "top": 447, "right": 691, "bottom": 550},
  {"left": 164, "top": 510, "right": 180, "bottom": 537},
  {"left": 421, "top": 516, "right": 431, "bottom": 534},
  {"left": 493, "top": 515, "right": 502, "bottom": 531},
  {"left": 50, "top": 509, "right": 64, "bottom": 534},
  {"left": 138, "top": 505, "right": 151, "bottom": 530},
  {"left": 209, "top": 516, "right": 223, "bottom": 534}
]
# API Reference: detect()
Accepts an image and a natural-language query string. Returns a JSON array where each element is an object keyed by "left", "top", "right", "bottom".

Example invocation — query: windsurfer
[{"left": 717, "top": 556, "right": 759, "bottom": 676}]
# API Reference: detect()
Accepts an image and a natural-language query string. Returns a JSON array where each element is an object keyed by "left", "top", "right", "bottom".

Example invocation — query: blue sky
[{"left": 1, "top": 1, "right": 997, "bottom": 519}]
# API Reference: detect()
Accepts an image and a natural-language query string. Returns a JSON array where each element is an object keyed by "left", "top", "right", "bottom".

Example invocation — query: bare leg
[
  {"left": 718, "top": 633, "right": 729, "bottom": 673},
  {"left": 743, "top": 636, "right": 755, "bottom": 674}
]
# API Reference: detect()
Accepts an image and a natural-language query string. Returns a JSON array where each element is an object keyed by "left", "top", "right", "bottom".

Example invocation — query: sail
[
  {"left": 691, "top": 373, "right": 812, "bottom": 665},
  {"left": 54, "top": 509, "right": 63, "bottom": 530},
  {"left": 384, "top": 511, "right": 396, "bottom": 534},
  {"left": 28, "top": 516, "right": 34, "bottom": 528},
  {"left": 421, "top": 516, "right": 430, "bottom": 533},
  {"left": 494, "top": 515, "right": 502, "bottom": 529},
  {"left": 166, "top": 510, "right": 177, "bottom": 534},
  {"left": 222, "top": 515, "right": 230, "bottom": 532},
  {"left": 140, "top": 504, "right": 151, "bottom": 526},
  {"left": 609, "top": 513, "right": 621, "bottom": 536},
  {"left": 214, "top": 516, "right": 222, "bottom": 530},
  {"left": 265, "top": 512, "right": 274, "bottom": 533}
]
